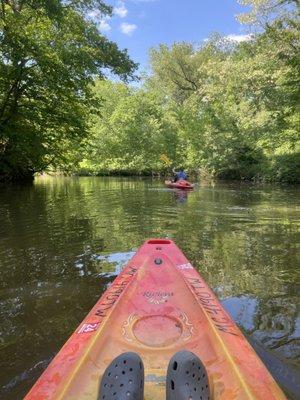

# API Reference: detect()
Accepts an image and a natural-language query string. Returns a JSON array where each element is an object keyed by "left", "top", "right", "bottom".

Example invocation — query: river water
[{"left": 0, "top": 176, "right": 299, "bottom": 399}]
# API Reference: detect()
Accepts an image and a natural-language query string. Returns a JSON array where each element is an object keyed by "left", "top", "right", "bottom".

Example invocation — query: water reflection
[
  {"left": 74, "top": 249, "right": 135, "bottom": 277},
  {"left": 0, "top": 177, "right": 299, "bottom": 399},
  {"left": 173, "top": 189, "right": 190, "bottom": 203}
]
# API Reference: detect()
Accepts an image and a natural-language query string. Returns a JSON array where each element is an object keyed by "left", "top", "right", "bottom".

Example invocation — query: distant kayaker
[{"left": 173, "top": 168, "right": 187, "bottom": 182}]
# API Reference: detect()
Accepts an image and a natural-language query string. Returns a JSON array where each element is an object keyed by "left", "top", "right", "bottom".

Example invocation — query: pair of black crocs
[{"left": 99, "top": 350, "right": 210, "bottom": 400}]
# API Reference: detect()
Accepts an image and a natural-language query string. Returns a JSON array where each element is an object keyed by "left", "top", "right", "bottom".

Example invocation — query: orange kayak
[
  {"left": 25, "top": 239, "right": 286, "bottom": 400},
  {"left": 165, "top": 180, "right": 194, "bottom": 190}
]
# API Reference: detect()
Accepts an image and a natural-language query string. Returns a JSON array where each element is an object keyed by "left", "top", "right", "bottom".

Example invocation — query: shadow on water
[
  {"left": 246, "top": 333, "right": 300, "bottom": 400},
  {"left": 0, "top": 176, "right": 299, "bottom": 399}
]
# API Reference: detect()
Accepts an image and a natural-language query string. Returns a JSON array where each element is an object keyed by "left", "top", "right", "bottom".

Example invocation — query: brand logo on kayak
[
  {"left": 186, "top": 277, "right": 239, "bottom": 337},
  {"left": 177, "top": 263, "right": 193, "bottom": 270},
  {"left": 143, "top": 291, "right": 173, "bottom": 304},
  {"left": 78, "top": 322, "right": 100, "bottom": 334}
]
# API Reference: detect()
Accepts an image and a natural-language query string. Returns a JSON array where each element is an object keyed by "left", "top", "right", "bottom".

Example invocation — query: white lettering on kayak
[
  {"left": 77, "top": 323, "right": 100, "bottom": 334},
  {"left": 177, "top": 263, "right": 193, "bottom": 270}
]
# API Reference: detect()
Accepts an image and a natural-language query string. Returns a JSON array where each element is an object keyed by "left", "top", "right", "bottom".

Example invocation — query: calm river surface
[{"left": 0, "top": 176, "right": 299, "bottom": 399}]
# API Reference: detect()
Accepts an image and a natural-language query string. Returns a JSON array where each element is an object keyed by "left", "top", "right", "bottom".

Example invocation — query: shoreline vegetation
[
  {"left": 73, "top": 152, "right": 300, "bottom": 183},
  {"left": 34, "top": 171, "right": 299, "bottom": 188},
  {"left": 1, "top": 1, "right": 299, "bottom": 184}
]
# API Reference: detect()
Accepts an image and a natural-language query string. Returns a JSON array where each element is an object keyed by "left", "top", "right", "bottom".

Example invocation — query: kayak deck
[
  {"left": 165, "top": 180, "right": 194, "bottom": 190},
  {"left": 25, "top": 239, "right": 286, "bottom": 400}
]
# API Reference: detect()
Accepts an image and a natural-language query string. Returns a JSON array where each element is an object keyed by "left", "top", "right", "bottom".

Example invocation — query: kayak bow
[{"left": 25, "top": 239, "right": 286, "bottom": 400}]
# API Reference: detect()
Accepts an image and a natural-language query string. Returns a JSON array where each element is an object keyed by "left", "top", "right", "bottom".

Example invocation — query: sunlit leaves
[
  {"left": 0, "top": 0, "right": 137, "bottom": 180},
  {"left": 82, "top": 80, "right": 175, "bottom": 174},
  {"left": 237, "top": 0, "right": 299, "bottom": 25}
]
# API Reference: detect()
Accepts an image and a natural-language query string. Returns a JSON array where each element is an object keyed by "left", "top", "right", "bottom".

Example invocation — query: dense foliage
[
  {"left": 0, "top": 0, "right": 136, "bottom": 181},
  {"left": 81, "top": 1, "right": 299, "bottom": 182},
  {"left": 1, "top": 0, "right": 299, "bottom": 182}
]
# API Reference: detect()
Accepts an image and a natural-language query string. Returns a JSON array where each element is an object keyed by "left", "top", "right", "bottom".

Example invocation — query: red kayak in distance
[{"left": 165, "top": 179, "right": 194, "bottom": 190}]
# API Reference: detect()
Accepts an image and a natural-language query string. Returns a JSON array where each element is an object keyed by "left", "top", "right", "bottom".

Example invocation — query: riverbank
[
  {"left": 2, "top": 149, "right": 299, "bottom": 184},
  {"left": 73, "top": 154, "right": 300, "bottom": 184}
]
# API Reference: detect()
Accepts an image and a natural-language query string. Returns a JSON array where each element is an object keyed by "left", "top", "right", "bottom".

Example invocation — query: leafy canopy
[
  {"left": 0, "top": 0, "right": 137, "bottom": 180},
  {"left": 81, "top": 1, "right": 299, "bottom": 182}
]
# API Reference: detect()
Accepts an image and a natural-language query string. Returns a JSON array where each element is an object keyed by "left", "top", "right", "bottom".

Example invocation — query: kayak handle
[{"left": 147, "top": 239, "right": 171, "bottom": 245}]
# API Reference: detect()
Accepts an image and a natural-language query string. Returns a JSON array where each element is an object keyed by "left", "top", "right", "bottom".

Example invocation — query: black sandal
[
  {"left": 99, "top": 352, "right": 144, "bottom": 400},
  {"left": 166, "top": 350, "right": 210, "bottom": 400}
]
